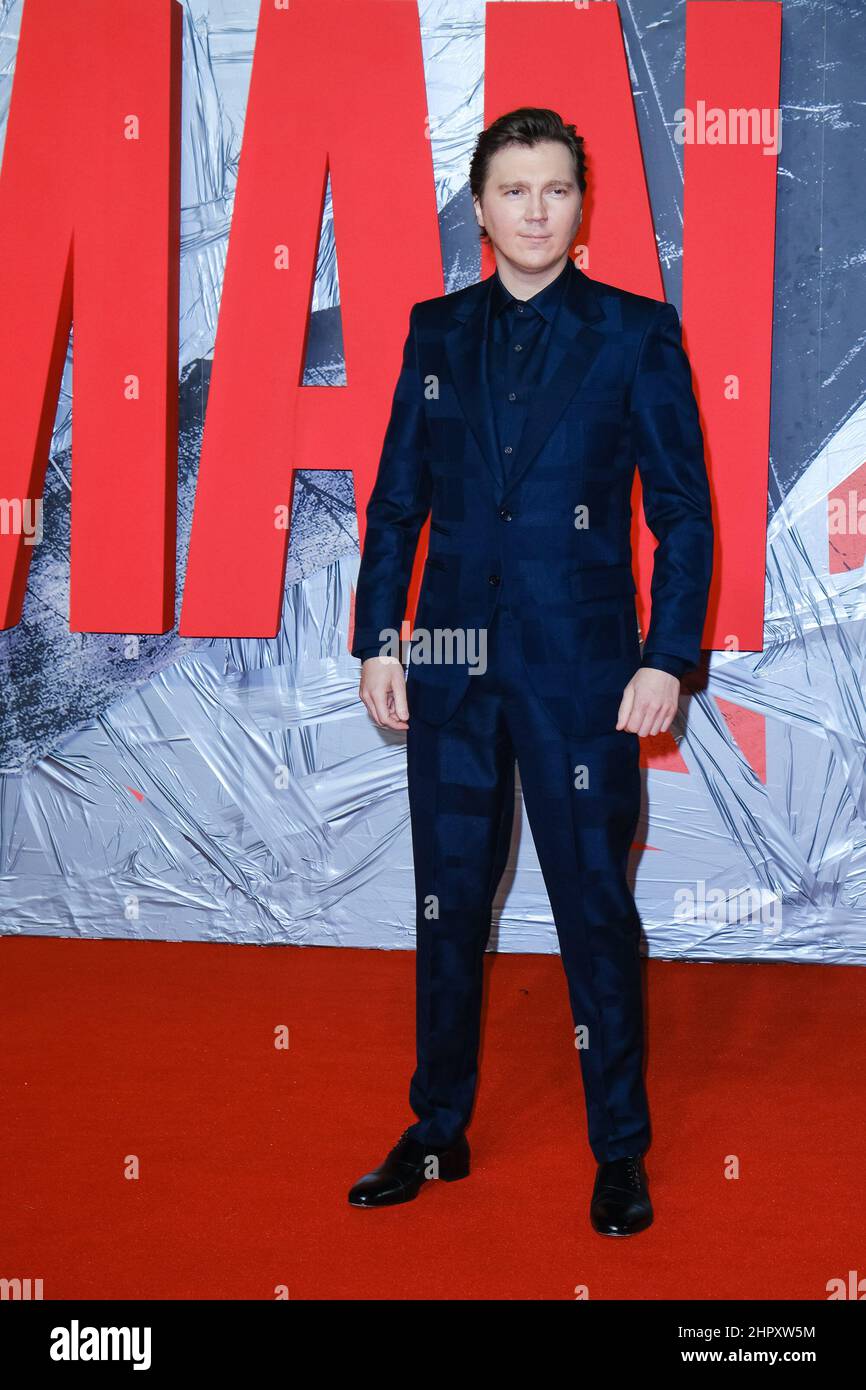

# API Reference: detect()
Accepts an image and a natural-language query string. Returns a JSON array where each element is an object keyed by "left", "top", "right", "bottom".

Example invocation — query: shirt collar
[{"left": 489, "top": 256, "right": 571, "bottom": 323}]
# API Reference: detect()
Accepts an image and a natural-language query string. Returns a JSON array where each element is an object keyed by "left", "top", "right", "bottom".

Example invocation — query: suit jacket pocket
[
  {"left": 568, "top": 563, "right": 636, "bottom": 603},
  {"left": 570, "top": 391, "right": 624, "bottom": 405}
]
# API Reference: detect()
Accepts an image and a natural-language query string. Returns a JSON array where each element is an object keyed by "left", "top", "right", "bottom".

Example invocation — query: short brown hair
[{"left": 469, "top": 107, "right": 586, "bottom": 243}]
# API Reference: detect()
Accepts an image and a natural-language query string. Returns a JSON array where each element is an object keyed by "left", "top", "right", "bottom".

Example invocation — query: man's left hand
[{"left": 616, "top": 667, "right": 680, "bottom": 737}]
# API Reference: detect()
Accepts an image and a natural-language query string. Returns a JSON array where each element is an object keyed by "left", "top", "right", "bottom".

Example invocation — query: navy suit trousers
[{"left": 404, "top": 599, "right": 652, "bottom": 1164}]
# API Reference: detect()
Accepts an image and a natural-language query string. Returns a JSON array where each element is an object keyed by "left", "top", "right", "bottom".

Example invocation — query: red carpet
[{"left": 1, "top": 937, "right": 863, "bottom": 1300}]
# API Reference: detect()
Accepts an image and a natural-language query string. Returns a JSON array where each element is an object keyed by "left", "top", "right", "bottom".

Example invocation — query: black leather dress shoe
[
  {"left": 590, "top": 1153, "right": 653, "bottom": 1236},
  {"left": 348, "top": 1129, "right": 470, "bottom": 1207}
]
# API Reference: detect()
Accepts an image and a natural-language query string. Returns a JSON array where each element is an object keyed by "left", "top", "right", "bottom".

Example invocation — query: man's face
[{"left": 473, "top": 139, "right": 583, "bottom": 273}]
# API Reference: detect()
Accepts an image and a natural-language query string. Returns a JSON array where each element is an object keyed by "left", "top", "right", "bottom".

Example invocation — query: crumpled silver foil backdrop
[{"left": 1, "top": 0, "right": 865, "bottom": 962}]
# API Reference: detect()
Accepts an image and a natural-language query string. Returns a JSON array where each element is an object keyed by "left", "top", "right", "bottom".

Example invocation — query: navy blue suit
[{"left": 352, "top": 258, "right": 713, "bottom": 1161}]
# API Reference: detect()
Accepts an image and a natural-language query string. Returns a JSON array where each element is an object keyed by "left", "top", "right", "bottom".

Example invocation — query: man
[{"left": 347, "top": 107, "right": 713, "bottom": 1235}]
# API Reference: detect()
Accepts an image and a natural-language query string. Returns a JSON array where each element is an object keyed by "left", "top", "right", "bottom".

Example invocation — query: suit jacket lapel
[
  {"left": 504, "top": 259, "right": 606, "bottom": 497},
  {"left": 443, "top": 274, "right": 503, "bottom": 492}
]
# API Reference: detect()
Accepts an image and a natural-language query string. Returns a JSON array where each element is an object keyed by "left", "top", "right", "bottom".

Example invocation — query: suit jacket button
[
  {"left": 488, "top": 574, "right": 501, "bottom": 586},
  {"left": 499, "top": 507, "right": 512, "bottom": 521}
]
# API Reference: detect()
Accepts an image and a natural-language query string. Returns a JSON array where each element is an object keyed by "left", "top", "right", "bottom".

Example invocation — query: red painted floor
[{"left": 1, "top": 937, "right": 862, "bottom": 1300}]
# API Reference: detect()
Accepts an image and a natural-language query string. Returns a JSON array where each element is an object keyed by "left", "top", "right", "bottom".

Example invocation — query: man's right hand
[{"left": 359, "top": 655, "right": 410, "bottom": 731}]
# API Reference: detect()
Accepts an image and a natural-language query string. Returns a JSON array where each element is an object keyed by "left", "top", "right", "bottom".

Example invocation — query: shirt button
[
  {"left": 516, "top": 305, "right": 524, "bottom": 313},
  {"left": 514, "top": 344, "right": 523, "bottom": 352},
  {"left": 508, "top": 392, "right": 517, "bottom": 401},
  {"left": 503, "top": 446, "right": 513, "bottom": 454}
]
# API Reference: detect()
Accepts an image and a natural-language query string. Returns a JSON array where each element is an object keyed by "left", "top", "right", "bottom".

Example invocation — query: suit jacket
[{"left": 351, "top": 258, "right": 714, "bottom": 739}]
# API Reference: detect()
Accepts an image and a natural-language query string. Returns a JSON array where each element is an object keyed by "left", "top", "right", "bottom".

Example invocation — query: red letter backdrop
[{"left": 0, "top": 0, "right": 779, "bottom": 651}]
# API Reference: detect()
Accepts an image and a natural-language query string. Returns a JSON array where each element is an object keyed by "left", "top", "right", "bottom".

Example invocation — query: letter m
[{"left": 0, "top": 0, "right": 182, "bottom": 633}]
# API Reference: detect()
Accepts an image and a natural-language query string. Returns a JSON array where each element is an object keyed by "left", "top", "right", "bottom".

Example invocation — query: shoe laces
[
  {"left": 389, "top": 1127, "right": 413, "bottom": 1154},
  {"left": 624, "top": 1155, "right": 643, "bottom": 1189},
  {"left": 600, "top": 1154, "right": 643, "bottom": 1192}
]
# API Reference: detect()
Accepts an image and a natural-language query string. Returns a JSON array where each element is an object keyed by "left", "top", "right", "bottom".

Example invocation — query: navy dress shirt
[{"left": 486, "top": 257, "right": 569, "bottom": 488}]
